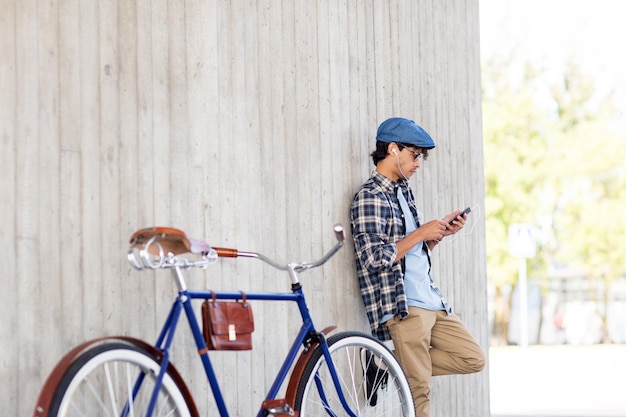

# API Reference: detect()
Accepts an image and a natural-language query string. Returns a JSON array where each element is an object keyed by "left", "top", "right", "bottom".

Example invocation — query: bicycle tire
[
  {"left": 48, "top": 342, "right": 194, "bottom": 417},
  {"left": 294, "top": 331, "right": 415, "bottom": 416}
]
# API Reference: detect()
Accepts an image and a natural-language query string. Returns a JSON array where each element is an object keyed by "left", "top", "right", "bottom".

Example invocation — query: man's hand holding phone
[{"left": 446, "top": 207, "right": 471, "bottom": 231}]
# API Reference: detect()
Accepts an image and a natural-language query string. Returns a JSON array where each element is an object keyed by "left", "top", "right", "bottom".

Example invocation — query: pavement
[{"left": 489, "top": 344, "right": 626, "bottom": 417}]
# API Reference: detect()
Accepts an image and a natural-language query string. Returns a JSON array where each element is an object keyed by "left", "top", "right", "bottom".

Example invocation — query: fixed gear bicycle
[{"left": 33, "top": 224, "right": 415, "bottom": 416}]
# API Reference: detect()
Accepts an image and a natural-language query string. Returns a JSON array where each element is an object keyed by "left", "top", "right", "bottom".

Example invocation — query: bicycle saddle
[{"left": 129, "top": 227, "right": 210, "bottom": 255}]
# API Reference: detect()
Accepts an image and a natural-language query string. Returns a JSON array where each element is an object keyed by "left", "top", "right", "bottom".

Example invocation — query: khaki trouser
[{"left": 385, "top": 307, "right": 485, "bottom": 417}]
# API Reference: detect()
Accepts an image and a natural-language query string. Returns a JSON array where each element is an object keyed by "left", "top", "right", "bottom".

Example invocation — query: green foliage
[
  {"left": 483, "top": 56, "right": 626, "bottom": 288},
  {"left": 482, "top": 57, "right": 551, "bottom": 287}
]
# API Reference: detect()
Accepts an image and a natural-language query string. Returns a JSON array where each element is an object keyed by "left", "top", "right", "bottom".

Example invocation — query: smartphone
[{"left": 449, "top": 207, "right": 471, "bottom": 224}]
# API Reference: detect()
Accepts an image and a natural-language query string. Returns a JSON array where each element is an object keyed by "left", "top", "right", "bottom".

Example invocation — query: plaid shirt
[{"left": 350, "top": 172, "right": 422, "bottom": 341}]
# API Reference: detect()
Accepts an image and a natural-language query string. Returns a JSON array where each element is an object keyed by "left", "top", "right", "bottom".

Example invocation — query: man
[{"left": 350, "top": 117, "right": 485, "bottom": 416}]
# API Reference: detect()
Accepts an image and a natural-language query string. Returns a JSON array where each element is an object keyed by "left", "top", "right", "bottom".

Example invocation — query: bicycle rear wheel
[
  {"left": 48, "top": 342, "right": 194, "bottom": 417},
  {"left": 294, "top": 331, "right": 415, "bottom": 416}
]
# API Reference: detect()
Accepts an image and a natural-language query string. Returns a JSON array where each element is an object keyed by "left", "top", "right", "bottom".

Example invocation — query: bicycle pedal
[{"left": 261, "top": 399, "right": 295, "bottom": 416}]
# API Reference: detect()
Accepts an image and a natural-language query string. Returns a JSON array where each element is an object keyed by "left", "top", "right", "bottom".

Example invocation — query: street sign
[{"left": 508, "top": 223, "right": 536, "bottom": 258}]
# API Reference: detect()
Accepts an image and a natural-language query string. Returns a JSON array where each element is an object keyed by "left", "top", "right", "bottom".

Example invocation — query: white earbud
[{"left": 392, "top": 147, "right": 408, "bottom": 180}]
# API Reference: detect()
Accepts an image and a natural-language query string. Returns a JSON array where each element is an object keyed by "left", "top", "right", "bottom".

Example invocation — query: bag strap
[{"left": 209, "top": 291, "right": 248, "bottom": 305}]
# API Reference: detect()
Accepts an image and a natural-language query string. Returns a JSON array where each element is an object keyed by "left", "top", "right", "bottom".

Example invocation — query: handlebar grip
[
  {"left": 213, "top": 247, "right": 239, "bottom": 258},
  {"left": 333, "top": 224, "right": 345, "bottom": 242}
]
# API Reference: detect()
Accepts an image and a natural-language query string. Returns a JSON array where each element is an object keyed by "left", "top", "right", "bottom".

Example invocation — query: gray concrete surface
[{"left": 489, "top": 345, "right": 626, "bottom": 417}]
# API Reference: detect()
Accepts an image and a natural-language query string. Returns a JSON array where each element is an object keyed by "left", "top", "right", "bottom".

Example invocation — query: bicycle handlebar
[{"left": 128, "top": 224, "right": 345, "bottom": 276}]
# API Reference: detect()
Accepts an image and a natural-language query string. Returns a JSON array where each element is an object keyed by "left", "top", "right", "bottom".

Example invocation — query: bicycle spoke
[
  {"left": 125, "top": 362, "right": 136, "bottom": 417},
  {"left": 105, "top": 363, "right": 119, "bottom": 417},
  {"left": 85, "top": 375, "right": 113, "bottom": 416},
  {"left": 47, "top": 344, "right": 193, "bottom": 417},
  {"left": 295, "top": 333, "right": 415, "bottom": 417}
]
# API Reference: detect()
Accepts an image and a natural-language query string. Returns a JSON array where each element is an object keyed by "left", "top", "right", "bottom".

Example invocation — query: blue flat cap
[{"left": 376, "top": 117, "right": 436, "bottom": 149}]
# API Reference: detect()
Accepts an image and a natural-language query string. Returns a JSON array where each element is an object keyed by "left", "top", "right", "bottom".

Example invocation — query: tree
[
  {"left": 482, "top": 56, "right": 626, "bottom": 344},
  {"left": 545, "top": 62, "right": 626, "bottom": 342},
  {"left": 482, "top": 56, "right": 552, "bottom": 344}
]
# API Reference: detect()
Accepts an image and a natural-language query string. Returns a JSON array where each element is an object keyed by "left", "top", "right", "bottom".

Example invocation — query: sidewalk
[{"left": 489, "top": 344, "right": 626, "bottom": 417}]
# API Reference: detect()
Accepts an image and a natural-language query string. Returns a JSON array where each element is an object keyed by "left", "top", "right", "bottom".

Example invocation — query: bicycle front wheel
[
  {"left": 48, "top": 342, "right": 194, "bottom": 417},
  {"left": 294, "top": 332, "right": 415, "bottom": 416}
]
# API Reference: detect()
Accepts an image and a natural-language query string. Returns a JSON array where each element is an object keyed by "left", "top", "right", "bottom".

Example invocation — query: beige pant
[{"left": 385, "top": 307, "right": 485, "bottom": 417}]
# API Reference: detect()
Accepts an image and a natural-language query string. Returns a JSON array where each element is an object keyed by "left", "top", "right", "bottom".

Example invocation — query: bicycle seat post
[{"left": 170, "top": 264, "right": 188, "bottom": 293}]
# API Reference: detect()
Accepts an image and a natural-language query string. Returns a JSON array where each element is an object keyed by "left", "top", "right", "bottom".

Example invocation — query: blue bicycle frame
[{"left": 147, "top": 285, "right": 357, "bottom": 417}]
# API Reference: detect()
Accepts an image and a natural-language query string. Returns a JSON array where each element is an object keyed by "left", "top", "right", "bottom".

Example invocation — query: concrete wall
[{"left": 0, "top": 0, "right": 489, "bottom": 415}]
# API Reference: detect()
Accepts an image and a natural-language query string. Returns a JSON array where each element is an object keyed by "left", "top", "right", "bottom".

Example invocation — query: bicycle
[{"left": 33, "top": 224, "right": 415, "bottom": 417}]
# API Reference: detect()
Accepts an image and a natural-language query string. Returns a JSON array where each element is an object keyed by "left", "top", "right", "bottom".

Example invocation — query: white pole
[{"left": 519, "top": 257, "right": 529, "bottom": 347}]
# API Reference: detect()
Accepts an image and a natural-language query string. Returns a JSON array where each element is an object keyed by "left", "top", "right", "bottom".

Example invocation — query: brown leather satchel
[{"left": 202, "top": 292, "right": 254, "bottom": 350}]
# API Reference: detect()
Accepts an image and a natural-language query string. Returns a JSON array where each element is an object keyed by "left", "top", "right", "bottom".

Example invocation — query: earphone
[{"left": 392, "top": 147, "right": 409, "bottom": 180}]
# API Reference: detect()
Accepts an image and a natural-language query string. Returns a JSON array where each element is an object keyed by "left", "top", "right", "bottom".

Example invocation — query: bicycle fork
[
  {"left": 289, "top": 288, "right": 358, "bottom": 417},
  {"left": 285, "top": 287, "right": 359, "bottom": 417},
  {"left": 315, "top": 341, "right": 359, "bottom": 417}
]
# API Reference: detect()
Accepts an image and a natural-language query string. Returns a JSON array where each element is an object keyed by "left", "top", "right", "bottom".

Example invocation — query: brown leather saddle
[{"left": 129, "top": 227, "right": 210, "bottom": 255}]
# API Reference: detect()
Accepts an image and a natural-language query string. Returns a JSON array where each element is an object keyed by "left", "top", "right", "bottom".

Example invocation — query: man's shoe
[{"left": 360, "top": 348, "right": 389, "bottom": 406}]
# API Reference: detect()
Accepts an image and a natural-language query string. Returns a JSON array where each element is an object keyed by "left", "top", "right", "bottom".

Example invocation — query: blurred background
[{"left": 480, "top": 0, "right": 626, "bottom": 415}]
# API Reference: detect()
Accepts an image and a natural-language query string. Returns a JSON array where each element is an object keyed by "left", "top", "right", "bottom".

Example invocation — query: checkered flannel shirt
[{"left": 350, "top": 172, "right": 420, "bottom": 341}]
